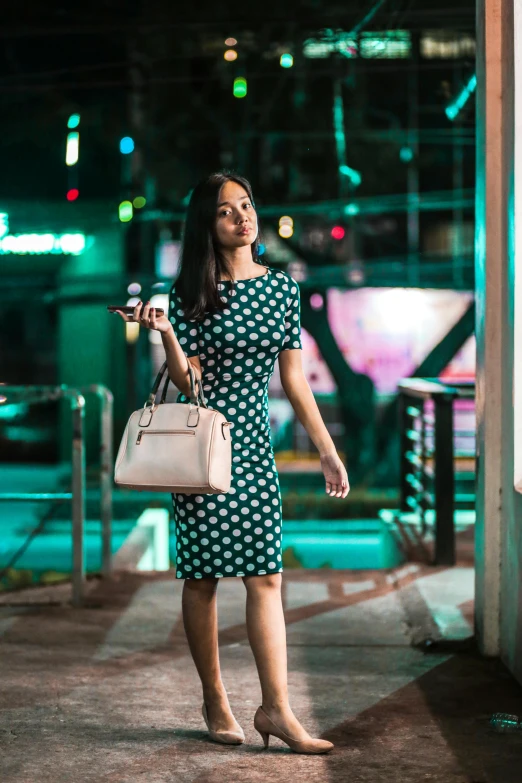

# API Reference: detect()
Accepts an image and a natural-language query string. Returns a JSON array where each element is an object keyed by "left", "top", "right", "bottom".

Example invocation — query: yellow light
[
  {"left": 225, "top": 37, "right": 237, "bottom": 46},
  {"left": 125, "top": 296, "right": 141, "bottom": 344},
  {"left": 133, "top": 196, "right": 146, "bottom": 209},
  {"left": 125, "top": 322, "right": 140, "bottom": 343},
  {"left": 65, "top": 132, "right": 79, "bottom": 166},
  {"left": 279, "top": 224, "right": 294, "bottom": 238},
  {"left": 224, "top": 49, "right": 238, "bottom": 61},
  {"left": 279, "top": 215, "right": 294, "bottom": 227}
]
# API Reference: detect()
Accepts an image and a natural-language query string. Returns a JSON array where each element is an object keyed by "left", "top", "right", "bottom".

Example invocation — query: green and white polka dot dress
[{"left": 168, "top": 265, "right": 302, "bottom": 579}]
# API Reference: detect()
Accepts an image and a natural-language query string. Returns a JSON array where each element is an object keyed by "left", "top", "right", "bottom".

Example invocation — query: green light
[
  {"left": 65, "top": 132, "right": 79, "bottom": 166},
  {"left": 344, "top": 203, "right": 360, "bottom": 216},
  {"left": 119, "top": 201, "right": 133, "bottom": 222},
  {"left": 339, "top": 164, "right": 362, "bottom": 188},
  {"left": 67, "top": 113, "right": 80, "bottom": 129},
  {"left": 133, "top": 196, "right": 146, "bottom": 209},
  {"left": 280, "top": 53, "right": 293, "bottom": 68},
  {"left": 233, "top": 77, "right": 247, "bottom": 98},
  {"left": 0, "top": 233, "right": 86, "bottom": 255},
  {"left": 445, "top": 74, "right": 477, "bottom": 121},
  {"left": 400, "top": 146, "right": 414, "bottom": 163}
]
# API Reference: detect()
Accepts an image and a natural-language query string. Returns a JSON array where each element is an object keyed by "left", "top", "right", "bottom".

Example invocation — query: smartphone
[{"left": 107, "top": 305, "right": 165, "bottom": 316}]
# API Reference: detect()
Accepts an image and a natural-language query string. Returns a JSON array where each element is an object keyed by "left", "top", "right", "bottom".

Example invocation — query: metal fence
[
  {"left": 397, "top": 378, "right": 475, "bottom": 565},
  {"left": 0, "top": 384, "right": 113, "bottom": 606}
]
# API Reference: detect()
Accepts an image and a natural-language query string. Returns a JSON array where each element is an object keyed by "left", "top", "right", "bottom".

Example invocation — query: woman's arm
[
  {"left": 161, "top": 326, "right": 202, "bottom": 398},
  {"left": 278, "top": 349, "right": 349, "bottom": 497},
  {"left": 278, "top": 350, "right": 335, "bottom": 455}
]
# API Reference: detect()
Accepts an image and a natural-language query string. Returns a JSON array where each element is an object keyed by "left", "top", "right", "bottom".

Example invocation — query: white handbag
[{"left": 114, "top": 356, "right": 232, "bottom": 494}]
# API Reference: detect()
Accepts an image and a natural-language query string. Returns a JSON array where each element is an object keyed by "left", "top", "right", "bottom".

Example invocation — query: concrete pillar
[{"left": 475, "top": 0, "right": 522, "bottom": 678}]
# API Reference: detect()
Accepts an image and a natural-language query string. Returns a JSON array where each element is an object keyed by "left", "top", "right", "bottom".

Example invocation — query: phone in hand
[{"left": 107, "top": 305, "right": 165, "bottom": 316}]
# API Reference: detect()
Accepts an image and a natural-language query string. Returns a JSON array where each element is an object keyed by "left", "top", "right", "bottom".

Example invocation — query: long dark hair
[{"left": 172, "top": 171, "right": 262, "bottom": 320}]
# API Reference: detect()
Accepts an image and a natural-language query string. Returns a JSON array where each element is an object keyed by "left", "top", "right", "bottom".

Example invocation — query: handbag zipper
[{"left": 136, "top": 429, "right": 196, "bottom": 445}]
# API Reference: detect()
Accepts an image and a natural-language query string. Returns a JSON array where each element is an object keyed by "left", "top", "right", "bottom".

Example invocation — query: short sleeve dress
[{"left": 168, "top": 264, "right": 302, "bottom": 579}]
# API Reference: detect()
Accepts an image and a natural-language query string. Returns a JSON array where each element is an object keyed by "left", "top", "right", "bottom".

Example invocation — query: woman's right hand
[{"left": 114, "top": 300, "right": 173, "bottom": 335}]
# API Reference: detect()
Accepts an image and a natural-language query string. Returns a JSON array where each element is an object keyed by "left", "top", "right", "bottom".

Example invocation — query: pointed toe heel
[
  {"left": 202, "top": 703, "right": 245, "bottom": 746},
  {"left": 253, "top": 706, "right": 334, "bottom": 755}
]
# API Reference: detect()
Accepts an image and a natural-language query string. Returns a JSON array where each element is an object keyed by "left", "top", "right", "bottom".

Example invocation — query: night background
[
  {"left": 0, "top": 0, "right": 476, "bottom": 575},
  {"left": 7, "top": 3, "right": 522, "bottom": 781}
]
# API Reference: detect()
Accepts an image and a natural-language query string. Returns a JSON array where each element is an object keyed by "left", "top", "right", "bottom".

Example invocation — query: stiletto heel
[
  {"left": 202, "top": 703, "right": 245, "bottom": 745},
  {"left": 253, "top": 706, "right": 333, "bottom": 754},
  {"left": 257, "top": 728, "right": 270, "bottom": 748}
]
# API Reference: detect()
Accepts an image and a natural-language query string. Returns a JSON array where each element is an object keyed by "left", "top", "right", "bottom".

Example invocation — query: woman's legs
[
  {"left": 182, "top": 577, "right": 241, "bottom": 732},
  {"left": 243, "top": 573, "right": 313, "bottom": 739}
]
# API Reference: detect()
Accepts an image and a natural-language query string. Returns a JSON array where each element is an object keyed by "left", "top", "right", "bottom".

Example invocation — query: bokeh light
[{"left": 119, "top": 136, "right": 135, "bottom": 154}]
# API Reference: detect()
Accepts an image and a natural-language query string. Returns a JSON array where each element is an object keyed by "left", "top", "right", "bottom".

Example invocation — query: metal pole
[
  {"left": 433, "top": 394, "right": 455, "bottom": 565},
  {"left": 68, "top": 390, "right": 86, "bottom": 607},
  {"left": 99, "top": 387, "right": 114, "bottom": 575},
  {"left": 399, "top": 391, "right": 410, "bottom": 512},
  {"left": 81, "top": 385, "right": 114, "bottom": 577},
  {"left": 407, "top": 35, "right": 420, "bottom": 287}
]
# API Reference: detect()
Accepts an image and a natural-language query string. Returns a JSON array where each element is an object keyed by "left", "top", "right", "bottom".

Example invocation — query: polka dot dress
[{"left": 168, "top": 265, "right": 302, "bottom": 579}]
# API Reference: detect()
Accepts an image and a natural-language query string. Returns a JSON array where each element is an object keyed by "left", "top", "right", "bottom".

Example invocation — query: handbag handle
[
  {"left": 145, "top": 356, "right": 207, "bottom": 408},
  {"left": 161, "top": 356, "right": 208, "bottom": 407}
]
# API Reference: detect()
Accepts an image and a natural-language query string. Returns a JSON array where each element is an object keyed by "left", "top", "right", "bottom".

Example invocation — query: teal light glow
[
  {"left": 344, "top": 203, "right": 360, "bottom": 216},
  {"left": 0, "top": 402, "right": 29, "bottom": 421},
  {"left": 67, "top": 113, "right": 80, "bottom": 129},
  {"left": 0, "top": 233, "right": 86, "bottom": 255},
  {"left": 339, "top": 164, "right": 362, "bottom": 187},
  {"left": 0, "top": 213, "right": 8, "bottom": 239},
  {"left": 360, "top": 31, "right": 411, "bottom": 59},
  {"left": 400, "top": 146, "right": 414, "bottom": 163},
  {"left": 280, "top": 53, "right": 294, "bottom": 68},
  {"left": 445, "top": 74, "right": 477, "bottom": 121}
]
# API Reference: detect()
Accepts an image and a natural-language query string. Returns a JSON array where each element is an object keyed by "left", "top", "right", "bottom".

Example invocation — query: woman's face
[{"left": 214, "top": 180, "right": 258, "bottom": 250}]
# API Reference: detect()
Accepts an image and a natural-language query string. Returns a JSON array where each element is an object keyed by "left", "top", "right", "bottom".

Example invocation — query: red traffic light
[
  {"left": 331, "top": 226, "right": 345, "bottom": 240},
  {"left": 66, "top": 188, "right": 79, "bottom": 202}
]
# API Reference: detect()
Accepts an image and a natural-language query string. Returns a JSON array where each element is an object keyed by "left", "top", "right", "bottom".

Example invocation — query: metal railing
[
  {"left": 0, "top": 384, "right": 113, "bottom": 606},
  {"left": 397, "top": 378, "right": 475, "bottom": 565}
]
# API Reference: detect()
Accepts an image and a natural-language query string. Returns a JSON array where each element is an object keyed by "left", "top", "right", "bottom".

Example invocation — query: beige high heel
[
  {"left": 253, "top": 706, "right": 334, "bottom": 754},
  {"left": 202, "top": 703, "right": 245, "bottom": 745}
]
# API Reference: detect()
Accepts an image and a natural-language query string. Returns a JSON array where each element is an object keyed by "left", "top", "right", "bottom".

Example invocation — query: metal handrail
[
  {"left": 0, "top": 384, "right": 113, "bottom": 606},
  {"left": 397, "top": 377, "right": 476, "bottom": 566}
]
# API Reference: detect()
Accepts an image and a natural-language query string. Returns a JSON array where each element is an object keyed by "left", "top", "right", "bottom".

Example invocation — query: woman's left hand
[{"left": 320, "top": 451, "right": 350, "bottom": 498}]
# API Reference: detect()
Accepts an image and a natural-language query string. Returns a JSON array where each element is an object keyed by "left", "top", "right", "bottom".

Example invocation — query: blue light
[
  {"left": 258, "top": 243, "right": 266, "bottom": 256},
  {"left": 120, "top": 136, "right": 135, "bottom": 154}
]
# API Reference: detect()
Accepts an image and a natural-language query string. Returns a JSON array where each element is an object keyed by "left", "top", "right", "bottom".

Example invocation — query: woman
[{"left": 116, "top": 172, "right": 349, "bottom": 754}]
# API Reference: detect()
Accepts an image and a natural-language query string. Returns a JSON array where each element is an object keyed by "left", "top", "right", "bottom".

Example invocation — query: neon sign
[{"left": 0, "top": 213, "right": 86, "bottom": 255}]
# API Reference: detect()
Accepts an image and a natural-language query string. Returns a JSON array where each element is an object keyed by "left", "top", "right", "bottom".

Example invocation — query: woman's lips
[{"left": 237, "top": 227, "right": 251, "bottom": 235}]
